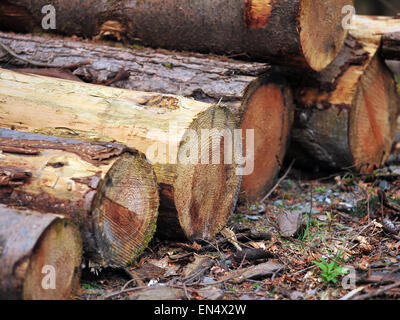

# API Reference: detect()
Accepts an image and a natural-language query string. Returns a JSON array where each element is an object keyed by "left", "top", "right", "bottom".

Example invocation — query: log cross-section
[
  {"left": 0, "top": 31, "right": 294, "bottom": 203},
  {"left": 0, "top": 129, "right": 159, "bottom": 268},
  {"left": 289, "top": 36, "right": 399, "bottom": 173},
  {"left": 0, "top": 205, "right": 82, "bottom": 300},
  {"left": 0, "top": 69, "right": 242, "bottom": 240}
]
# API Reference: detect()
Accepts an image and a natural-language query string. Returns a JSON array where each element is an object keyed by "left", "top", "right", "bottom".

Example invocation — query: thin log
[
  {"left": 0, "top": 205, "right": 82, "bottom": 300},
  {"left": 288, "top": 36, "right": 399, "bottom": 173},
  {"left": 2, "top": 0, "right": 352, "bottom": 71},
  {"left": 0, "top": 69, "right": 242, "bottom": 241},
  {"left": 0, "top": 129, "right": 159, "bottom": 268}
]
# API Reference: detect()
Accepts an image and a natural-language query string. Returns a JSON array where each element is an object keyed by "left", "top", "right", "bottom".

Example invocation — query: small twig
[
  {"left": 182, "top": 283, "right": 191, "bottom": 300},
  {"left": 354, "top": 281, "right": 400, "bottom": 300},
  {"left": 262, "top": 160, "right": 295, "bottom": 203},
  {"left": 340, "top": 286, "right": 366, "bottom": 300},
  {"left": 238, "top": 252, "right": 248, "bottom": 269},
  {"left": 121, "top": 279, "right": 136, "bottom": 291},
  {"left": 103, "top": 284, "right": 149, "bottom": 300}
]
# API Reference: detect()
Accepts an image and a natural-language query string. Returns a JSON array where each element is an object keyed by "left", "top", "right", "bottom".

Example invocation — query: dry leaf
[{"left": 278, "top": 211, "right": 303, "bottom": 237}]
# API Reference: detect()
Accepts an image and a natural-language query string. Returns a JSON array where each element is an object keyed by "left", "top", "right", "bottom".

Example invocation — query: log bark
[
  {"left": 0, "top": 31, "right": 268, "bottom": 107},
  {"left": 351, "top": 15, "right": 400, "bottom": 60},
  {"left": 0, "top": 31, "right": 294, "bottom": 203},
  {"left": 289, "top": 36, "right": 399, "bottom": 173},
  {"left": 0, "top": 129, "right": 159, "bottom": 268},
  {"left": 0, "top": 69, "right": 242, "bottom": 241},
  {"left": 2, "top": 0, "right": 352, "bottom": 71},
  {"left": 0, "top": 205, "right": 82, "bottom": 300}
]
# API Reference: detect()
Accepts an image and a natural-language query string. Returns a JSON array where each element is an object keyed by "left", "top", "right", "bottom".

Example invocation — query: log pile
[
  {"left": 0, "top": 1, "right": 400, "bottom": 300},
  {"left": 0, "top": 32, "right": 293, "bottom": 203},
  {"left": 2, "top": 0, "right": 352, "bottom": 71},
  {"left": 289, "top": 37, "right": 399, "bottom": 173},
  {"left": 0, "top": 128, "right": 159, "bottom": 268},
  {"left": 0, "top": 71, "right": 242, "bottom": 241}
]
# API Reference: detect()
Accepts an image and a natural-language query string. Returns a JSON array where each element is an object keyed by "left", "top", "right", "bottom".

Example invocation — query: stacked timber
[
  {"left": 0, "top": 128, "right": 159, "bottom": 268},
  {"left": 0, "top": 31, "right": 294, "bottom": 203},
  {"left": 0, "top": 70, "right": 242, "bottom": 240},
  {"left": 2, "top": 0, "right": 351, "bottom": 71},
  {"left": 2, "top": 1, "right": 400, "bottom": 302},
  {"left": 0, "top": 205, "right": 82, "bottom": 300},
  {"left": 288, "top": 36, "right": 399, "bottom": 173}
]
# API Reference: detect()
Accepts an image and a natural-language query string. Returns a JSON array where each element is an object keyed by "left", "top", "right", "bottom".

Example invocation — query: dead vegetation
[{"left": 77, "top": 164, "right": 400, "bottom": 301}]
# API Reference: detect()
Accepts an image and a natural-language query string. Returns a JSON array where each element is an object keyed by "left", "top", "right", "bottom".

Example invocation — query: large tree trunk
[
  {"left": 0, "top": 69, "right": 242, "bottom": 241},
  {"left": 2, "top": 0, "right": 351, "bottom": 71},
  {"left": 0, "top": 129, "right": 159, "bottom": 268},
  {"left": 0, "top": 205, "right": 82, "bottom": 300},
  {"left": 289, "top": 36, "right": 399, "bottom": 173},
  {"left": 351, "top": 15, "right": 400, "bottom": 60},
  {"left": 0, "top": 31, "right": 293, "bottom": 203}
]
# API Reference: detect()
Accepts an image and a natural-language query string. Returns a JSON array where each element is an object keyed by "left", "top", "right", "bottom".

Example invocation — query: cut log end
[
  {"left": 299, "top": 0, "right": 351, "bottom": 71},
  {"left": 0, "top": 206, "right": 82, "bottom": 300},
  {"left": 23, "top": 218, "right": 82, "bottom": 300},
  {"left": 174, "top": 106, "right": 241, "bottom": 241},
  {"left": 292, "top": 39, "right": 399, "bottom": 173},
  {"left": 349, "top": 55, "right": 399, "bottom": 172},
  {"left": 0, "top": 128, "right": 160, "bottom": 268},
  {"left": 92, "top": 152, "right": 159, "bottom": 267},
  {"left": 239, "top": 73, "right": 293, "bottom": 202}
]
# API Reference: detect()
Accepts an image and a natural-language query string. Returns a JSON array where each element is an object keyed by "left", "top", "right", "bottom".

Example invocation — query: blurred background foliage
[{"left": 355, "top": 0, "right": 399, "bottom": 15}]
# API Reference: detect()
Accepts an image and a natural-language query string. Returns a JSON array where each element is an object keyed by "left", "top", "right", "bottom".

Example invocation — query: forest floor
[{"left": 78, "top": 163, "right": 400, "bottom": 301}]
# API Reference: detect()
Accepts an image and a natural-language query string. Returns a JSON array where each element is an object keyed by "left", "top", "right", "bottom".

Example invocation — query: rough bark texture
[
  {"left": 289, "top": 36, "right": 399, "bottom": 173},
  {"left": 0, "top": 31, "right": 294, "bottom": 203},
  {"left": 351, "top": 15, "right": 400, "bottom": 61},
  {"left": 382, "top": 32, "right": 400, "bottom": 61},
  {"left": 3, "top": 0, "right": 352, "bottom": 70},
  {"left": 0, "top": 129, "right": 159, "bottom": 268},
  {"left": 0, "top": 31, "right": 268, "bottom": 107},
  {"left": 0, "top": 69, "right": 242, "bottom": 241},
  {"left": 0, "top": 205, "right": 82, "bottom": 300}
]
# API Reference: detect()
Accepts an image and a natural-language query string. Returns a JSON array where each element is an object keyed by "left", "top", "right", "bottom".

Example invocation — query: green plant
[
  {"left": 395, "top": 75, "right": 400, "bottom": 94},
  {"left": 314, "top": 186, "right": 327, "bottom": 192},
  {"left": 81, "top": 283, "right": 101, "bottom": 290},
  {"left": 312, "top": 256, "right": 347, "bottom": 284},
  {"left": 253, "top": 283, "right": 261, "bottom": 289}
]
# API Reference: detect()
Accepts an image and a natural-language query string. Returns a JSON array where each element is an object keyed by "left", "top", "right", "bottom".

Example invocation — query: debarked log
[
  {"left": 0, "top": 31, "right": 294, "bottom": 203},
  {"left": 0, "top": 69, "right": 242, "bottom": 241},
  {"left": 351, "top": 15, "right": 400, "bottom": 61}
]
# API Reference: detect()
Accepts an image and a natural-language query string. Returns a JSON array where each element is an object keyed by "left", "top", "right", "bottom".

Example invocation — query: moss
[{"left": 395, "top": 75, "right": 400, "bottom": 94}]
